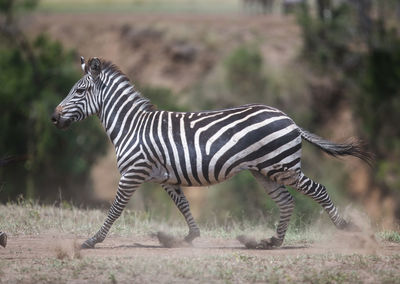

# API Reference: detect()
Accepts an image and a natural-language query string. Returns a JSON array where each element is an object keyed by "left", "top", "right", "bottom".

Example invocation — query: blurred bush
[
  {"left": 0, "top": 0, "right": 107, "bottom": 203},
  {"left": 357, "top": 27, "right": 400, "bottom": 201},
  {"left": 224, "top": 45, "right": 267, "bottom": 103}
]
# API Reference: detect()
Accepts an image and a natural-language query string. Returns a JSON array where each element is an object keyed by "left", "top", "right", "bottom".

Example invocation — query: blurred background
[{"left": 0, "top": 0, "right": 399, "bottom": 230}]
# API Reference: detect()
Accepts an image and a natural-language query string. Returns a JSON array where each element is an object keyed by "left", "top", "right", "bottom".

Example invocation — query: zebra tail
[{"left": 299, "top": 128, "right": 373, "bottom": 166}]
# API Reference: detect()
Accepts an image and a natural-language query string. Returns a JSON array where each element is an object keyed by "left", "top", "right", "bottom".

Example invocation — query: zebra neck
[{"left": 99, "top": 86, "right": 149, "bottom": 147}]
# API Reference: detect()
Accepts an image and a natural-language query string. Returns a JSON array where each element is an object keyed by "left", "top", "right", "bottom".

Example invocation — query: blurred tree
[
  {"left": 0, "top": 0, "right": 107, "bottom": 203},
  {"left": 298, "top": 1, "right": 357, "bottom": 71},
  {"left": 354, "top": 1, "right": 400, "bottom": 217},
  {"left": 298, "top": 0, "right": 400, "bottom": 222}
]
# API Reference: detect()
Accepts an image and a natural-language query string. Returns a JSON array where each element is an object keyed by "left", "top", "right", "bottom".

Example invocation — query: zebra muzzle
[{"left": 51, "top": 111, "right": 71, "bottom": 129}]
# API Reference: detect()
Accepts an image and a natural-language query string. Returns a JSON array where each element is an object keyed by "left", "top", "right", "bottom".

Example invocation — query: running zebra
[{"left": 51, "top": 57, "right": 371, "bottom": 249}]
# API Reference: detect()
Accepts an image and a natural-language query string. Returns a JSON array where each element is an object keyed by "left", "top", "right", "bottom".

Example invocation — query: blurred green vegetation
[
  {"left": 37, "top": 0, "right": 242, "bottom": 14},
  {"left": 298, "top": 0, "right": 400, "bottom": 218},
  {"left": 225, "top": 45, "right": 267, "bottom": 103},
  {"left": 0, "top": 0, "right": 108, "bottom": 202},
  {"left": 298, "top": 3, "right": 355, "bottom": 70},
  {"left": 141, "top": 86, "right": 186, "bottom": 112}
]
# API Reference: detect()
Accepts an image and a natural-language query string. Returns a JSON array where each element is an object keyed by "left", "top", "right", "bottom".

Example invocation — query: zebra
[
  {"left": 51, "top": 57, "right": 371, "bottom": 249},
  {"left": 0, "top": 231, "right": 6, "bottom": 248}
]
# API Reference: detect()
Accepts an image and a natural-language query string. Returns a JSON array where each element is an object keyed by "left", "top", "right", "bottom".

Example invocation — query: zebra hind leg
[
  {"left": 249, "top": 171, "right": 295, "bottom": 249},
  {"left": 162, "top": 184, "right": 200, "bottom": 243},
  {"left": 291, "top": 172, "right": 359, "bottom": 231}
]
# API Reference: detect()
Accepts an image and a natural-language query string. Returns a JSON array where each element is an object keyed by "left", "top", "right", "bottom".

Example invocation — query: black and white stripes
[{"left": 52, "top": 57, "right": 371, "bottom": 249}]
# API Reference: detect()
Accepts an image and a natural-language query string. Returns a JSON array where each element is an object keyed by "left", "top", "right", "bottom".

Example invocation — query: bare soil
[
  {"left": 1, "top": 231, "right": 400, "bottom": 283},
  {"left": 100, "top": 233, "right": 397, "bottom": 256},
  {"left": 3, "top": 231, "right": 398, "bottom": 260}
]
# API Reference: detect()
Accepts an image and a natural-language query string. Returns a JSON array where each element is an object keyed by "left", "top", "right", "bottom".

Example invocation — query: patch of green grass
[
  {"left": 109, "top": 272, "right": 117, "bottom": 284},
  {"left": 378, "top": 231, "right": 400, "bottom": 243}
]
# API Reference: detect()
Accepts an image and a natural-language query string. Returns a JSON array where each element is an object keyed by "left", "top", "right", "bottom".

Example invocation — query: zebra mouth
[
  {"left": 51, "top": 114, "right": 72, "bottom": 130},
  {"left": 56, "top": 118, "right": 71, "bottom": 129}
]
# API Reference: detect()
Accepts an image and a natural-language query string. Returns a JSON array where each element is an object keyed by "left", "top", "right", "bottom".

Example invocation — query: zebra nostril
[{"left": 51, "top": 112, "right": 59, "bottom": 124}]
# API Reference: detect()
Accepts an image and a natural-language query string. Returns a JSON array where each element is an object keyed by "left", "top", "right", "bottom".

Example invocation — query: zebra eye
[{"left": 76, "top": 88, "right": 85, "bottom": 95}]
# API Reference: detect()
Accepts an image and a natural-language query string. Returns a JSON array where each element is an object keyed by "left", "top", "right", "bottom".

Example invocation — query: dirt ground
[
  {"left": 3, "top": 231, "right": 398, "bottom": 260},
  {"left": 1, "top": 232, "right": 400, "bottom": 283}
]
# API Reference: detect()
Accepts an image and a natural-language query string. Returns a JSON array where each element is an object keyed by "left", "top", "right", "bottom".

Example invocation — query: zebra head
[{"left": 51, "top": 57, "right": 102, "bottom": 129}]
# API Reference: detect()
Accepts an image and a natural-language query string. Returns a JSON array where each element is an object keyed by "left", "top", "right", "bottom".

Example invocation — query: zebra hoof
[
  {"left": 184, "top": 230, "right": 200, "bottom": 243},
  {"left": 0, "top": 232, "right": 7, "bottom": 248},
  {"left": 81, "top": 239, "right": 96, "bottom": 249},
  {"left": 257, "top": 237, "right": 282, "bottom": 249}
]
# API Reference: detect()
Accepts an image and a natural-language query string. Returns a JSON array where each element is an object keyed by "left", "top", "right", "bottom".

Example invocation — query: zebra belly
[{"left": 158, "top": 167, "right": 246, "bottom": 187}]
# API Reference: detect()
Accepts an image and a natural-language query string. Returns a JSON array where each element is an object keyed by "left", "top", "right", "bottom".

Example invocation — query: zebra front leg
[
  {"left": 250, "top": 171, "right": 295, "bottom": 248},
  {"left": 162, "top": 184, "right": 200, "bottom": 243},
  {"left": 81, "top": 175, "right": 142, "bottom": 249}
]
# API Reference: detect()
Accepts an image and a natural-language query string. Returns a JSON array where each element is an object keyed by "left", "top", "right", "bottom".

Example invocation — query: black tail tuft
[{"left": 299, "top": 128, "right": 373, "bottom": 166}]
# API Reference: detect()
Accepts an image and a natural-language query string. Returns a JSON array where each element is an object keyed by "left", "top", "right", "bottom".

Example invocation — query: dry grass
[
  {"left": 0, "top": 201, "right": 329, "bottom": 243},
  {"left": 2, "top": 251, "right": 400, "bottom": 283},
  {"left": 1, "top": 201, "right": 399, "bottom": 244}
]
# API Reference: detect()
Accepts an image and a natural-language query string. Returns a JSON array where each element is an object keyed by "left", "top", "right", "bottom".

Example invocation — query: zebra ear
[
  {"left": 88, "top": 57, "right": 102, "bottom": 79},
  {"left": 80, "top": 56, "right": 86, "bottom": 73}
]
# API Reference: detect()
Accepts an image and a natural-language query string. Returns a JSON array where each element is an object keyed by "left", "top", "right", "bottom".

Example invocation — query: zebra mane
[{"left": 100, "top": 59, "right": 156, "bottom": 111}]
